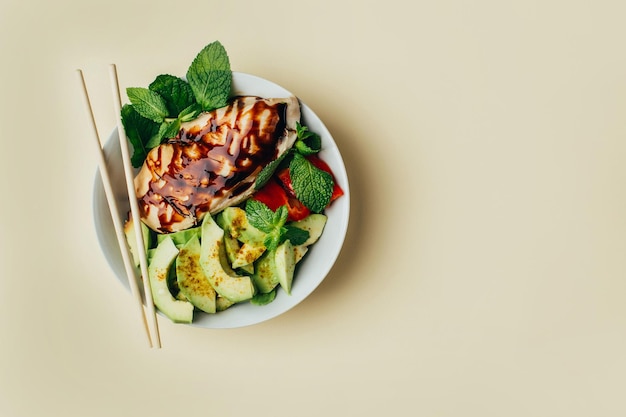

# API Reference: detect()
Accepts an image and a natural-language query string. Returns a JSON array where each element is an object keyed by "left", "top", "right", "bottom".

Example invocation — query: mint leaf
[
  {"left": 148, "top": 74, "right": 196, "bottom": 117},
  {"left": 263, "top": 229, "right": 285, "bottom": 251},
  {"left": 157, "top": 119, "right": 182, "bottom": 141},
  {"left": 121, "top": 104, "right": 160, "bottom": 168},
  {"left": 294, "top": 122, "right": 321, "bottom": 155},
  {"left": 289, "top": 153, "right": 334, "bottom": 213},
  {"left": 186, "top": 41, "right": 231, "bottom": 111},
  {"left": 255, "top": 152, "right": 290, "bottom": 190},
  {"left": 295, "top": 140, "right": 319, "bottom": 155},
  {"left": 126, "top": 87, "right": 169, "bottom": 123},
  {"left": 245, "top": 199, "right": 278, "bottom": 234},
  {"left": 245, "top": 200, "right": 293, "bottom": 251},
  {"left": 178, "top": 103, "right": 202, "bottom": 122},
  {"left": 284, "top": 226, "right": 309, "bottom": 246},
  {"left": 272, "top": 205, "right": 288, "bottom": 227}
]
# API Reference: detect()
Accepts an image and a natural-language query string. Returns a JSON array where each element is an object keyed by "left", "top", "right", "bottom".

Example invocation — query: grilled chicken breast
[{"left": 134, "top": 95, "right": 301, "bottom": 233}]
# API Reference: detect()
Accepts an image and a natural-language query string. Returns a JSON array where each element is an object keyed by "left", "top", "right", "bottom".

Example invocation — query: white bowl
[{"left": 93, "top": 72, "right": 350, "bottom": 328}]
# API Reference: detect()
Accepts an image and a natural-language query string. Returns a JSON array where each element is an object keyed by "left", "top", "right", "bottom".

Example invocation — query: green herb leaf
[
  {"left": 145, "top": 132, "right": 162, "bottom": 149},
  {"left": 157, "top": 119, "right": 182, "bottom": 141},
  {"left": 255, "top": 152, "right": 290, "bottom": 190},
  {"left": 186, "top": 41, "right": 231, "bottom": 112},
  {"left": 245, "top": 200, "right": 294, "bottom": 251},
  {"left": 295, "top": 140, "right": 318, "bottom": 155},
  {"left": 283, "top": 226, "right": 310, "bottom": 246},
  {"left": 289, "top": 153, "right": 334, "bottom": 213},
  {"left": 126, "top": 87, "right": 169, "bottom": 123},
  {"left": 245, "top": 199, "right": 278, "bottom": 234},
  {"left": 250, "top": 288, "right": 277, "bottom": 305},
  {"left": 178, "top": 103, "right": 202, "bottom": 122},
  {"left": 294, "top": 122, "right": 322, "bottom": 155},
  {"left": 148, "top": 74, "right": 196, "bottom": 117},
  {"left": 272, "top": 205, "right": 288, "bottom": 227},
  {"left": 121, "top": 104, "right": 161, "bottom": 168},
  {"left": 263, "top": 229, "right": 285, "bottom": 251}
]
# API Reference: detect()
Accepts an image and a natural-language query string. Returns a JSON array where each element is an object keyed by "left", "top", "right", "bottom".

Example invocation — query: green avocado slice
[
  {"left": 275, "top": 240, "right": 296, "bottom": 295},
  {"left": 148, "top": 236, "right": 194, "bottom": 323},
  {"left": 176, "top": 235, "right": 217, "bottom": 314},
  {"left": 251, "top": 250, "right": 279, "bottom": 294},
  {"left": 199, "top": 214, "right": 256, "bottom": 303}
]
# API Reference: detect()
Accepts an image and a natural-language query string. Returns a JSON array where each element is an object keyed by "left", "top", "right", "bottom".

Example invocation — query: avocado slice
[
  {"left": 217, "top": 207, "right": 266, "bottom": 245},
  {"left": 216, "top": 296, "right": 235, "bottom": 311},
  {"left": 251, "top": 288, "right": 277, "bottom": 306},
  {"left": 293, "top": 245, "right": 309, "bottom": 264},
  {"left": 223, "top": 231, "right": 241, "bottom": 265},
  {"left": 176, "top": 235, "right": 216, "bottom": 314},
  {"left": 222, "top": 232, "right": 254, "bottom": 274},
  {"left": 288, "top": 214, "right": 327, "bottom": 246},
  {"left": 275, "top": 240, "right": 296, "bottom": 295},
  {"left": 157, "top": 226, "right": 200, "bottom": 248},
  {"left": 251, "top": 250, "right": 279, "bottom": 293},
  {"left": 288, "top": 214, "right": 327, "bottom": 264},
  {"left": 148, "top": 236, "right": 194, "bottom": 323},
  {"left": 232, "top": 242, "right": 266, "bottom": 269},
  {"left": 251, "top": 240, "right": 297, "bottom": 296},
  {"left": 199, "top": 213, "right": 256, "bottom": 303},
  {"left": 218, "top": 207, "right": 268, "bottom": 268}
]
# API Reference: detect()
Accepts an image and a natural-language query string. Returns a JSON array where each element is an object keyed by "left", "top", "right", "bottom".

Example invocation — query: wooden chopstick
[
  {"left": 108, "top": 64, "right": 162, "bottom": 349},
  {"left": 76, "top": 69, "right": 158, "bottom": 348}
]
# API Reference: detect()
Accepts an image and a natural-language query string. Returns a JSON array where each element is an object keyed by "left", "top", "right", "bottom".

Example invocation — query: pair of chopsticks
[{"left": 77, "top": 65, "right": 161, "bottom": 348}]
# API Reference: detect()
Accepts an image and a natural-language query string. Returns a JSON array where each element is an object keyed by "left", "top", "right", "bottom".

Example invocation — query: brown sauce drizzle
[{"left": 139, "top": 97, "right": 288, "bottom": 233}]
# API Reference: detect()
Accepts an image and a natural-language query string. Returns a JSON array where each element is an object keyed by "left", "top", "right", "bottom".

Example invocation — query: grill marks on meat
[{"left": 134, "top": 96, "right": 300, "bottom": 233}]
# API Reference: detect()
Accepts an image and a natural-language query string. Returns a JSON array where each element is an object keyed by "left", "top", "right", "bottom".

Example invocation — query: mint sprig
[
  {"left": 120, "top": 104, "right": 161, "bottom": 167},
  {"left": 178, "top": 103, "right": 202, "bottom": 122},
  {"left": 255, "top": 121, "right": 334, "bottom": 213},
  {"left": 157, "top": 119, "right": 182, "bottom": 142},
  {"left": 245, "top": 200, "right": 309, "bottom": 251},
  {"left": 186, "top": 41, "right": 231, "bottom": 112},
  {"left": 294, "top": 122, "right": 322, "bottom": 155},
  {"left": 288, "top": 124, "right": 335, "bottom": 212},
  {"left": 255, "top": 152, "right": 289, "bottom": 191},
  {"left": 126, "top": 87, "right": 169, "bottom": 123},
  {"left": 149, "top": 74, "right": 197, "bottom": 117},
  {"left": 120, "top": 40, "right": 233, "bottom": 167},
  {"left": 289, "top": 153, "right": 334, "bottom": 213}
]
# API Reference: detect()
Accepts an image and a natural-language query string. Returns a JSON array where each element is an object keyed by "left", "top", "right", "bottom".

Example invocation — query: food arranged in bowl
[{"left": 94, "top": 41, "right": 349, "bottom": 328}]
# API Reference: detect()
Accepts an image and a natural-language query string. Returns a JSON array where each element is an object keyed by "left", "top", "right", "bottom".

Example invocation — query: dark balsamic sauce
[{"left": 140, "top": 97, "right": 287, "bottom": 232}]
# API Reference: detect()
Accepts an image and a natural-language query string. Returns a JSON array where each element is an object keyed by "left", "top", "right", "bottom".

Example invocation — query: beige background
[{"left": 2, "top": 0, "right": 626, "bottom": 416}]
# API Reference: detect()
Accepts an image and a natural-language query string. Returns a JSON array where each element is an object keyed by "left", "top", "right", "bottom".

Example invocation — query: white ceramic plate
[{"left": 93, "top": 72, "right": 350, "bottom": 328}]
